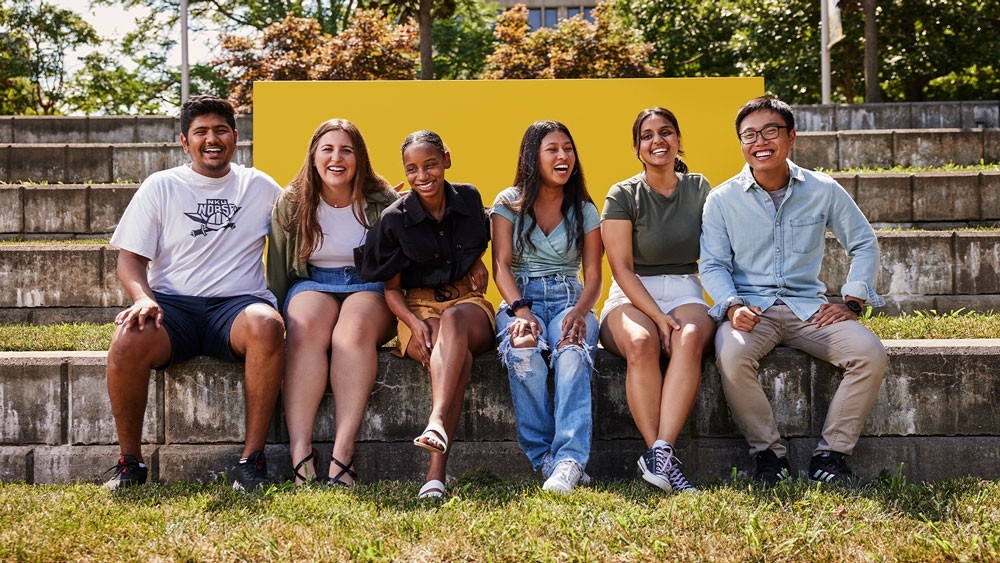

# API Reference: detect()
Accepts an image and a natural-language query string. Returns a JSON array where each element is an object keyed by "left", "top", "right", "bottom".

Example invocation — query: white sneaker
[{"left": 542, "top": 459, "right": 583, "bottom": 494}]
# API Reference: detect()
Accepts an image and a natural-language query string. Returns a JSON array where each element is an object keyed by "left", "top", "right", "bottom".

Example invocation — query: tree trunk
[
  {"left": 863, "top": 0, "right": 880, "bottom": 102},
  {"left": 419, "top": 0, "right": 433, "bottom": 79}
]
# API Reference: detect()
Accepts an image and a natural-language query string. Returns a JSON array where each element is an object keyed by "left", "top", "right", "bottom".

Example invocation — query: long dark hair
[
  {"left": 283, "top": 118, "right": 391, "bottom": 261},
  {"left": 507, "top": 120, "right": 593, "bottom": 254},
  {"left": 632, "top": 107, "right": 688, "bottom": 173}
]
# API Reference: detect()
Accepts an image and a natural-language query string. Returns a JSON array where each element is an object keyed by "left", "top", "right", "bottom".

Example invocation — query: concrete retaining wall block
[
  {"left": 838, "top": 131, "right": 895, "bottom": 169},
  {"left": 23, "top": 186, "right": 89, "bottom": 234},
  {"left": 856, "top": 173, "right": 913, "bottom": 222},
  {"left": 983, "top": 172, "right": 1000, "bottom": 220},
  {"left": 895, "top": 129, "right": 984, "bottom": 167},
  {"left": 111, "top": 144, "right": 186, "bottom": 183},
  {"left": 986, "top": 129, "right": 1000, "bottom": 164},
  {"left": 0, "top": 356, "right": 63, "bottom": 445},
  {"left": 955, "top": 232, "right": 1000, "bottom": 295},
  {"left": 89, "top": 185, "right": 137, "bottom": 234},
  {"left": 791, "top": 132, "right": 837, "bottom": 170},
  {"left": 0, "top": 245, "right": 126, "bottom": 308},
  {"left": 0, "top": 186, "right": 22, "bottom": 233},
  {"left": 912, "top": 172, "right": 981, "bottom": 221},
  {"left": 10, "top": 145, "right": 65, "bottom": 184}
]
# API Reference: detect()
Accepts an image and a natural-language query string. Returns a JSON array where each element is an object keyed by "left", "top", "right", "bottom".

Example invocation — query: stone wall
[
  {"left": 2, "top": 342, "right": 998, "bottom": 485},
  {"left": 792, "top": 101, "right": 1000, "bottom": 131}
]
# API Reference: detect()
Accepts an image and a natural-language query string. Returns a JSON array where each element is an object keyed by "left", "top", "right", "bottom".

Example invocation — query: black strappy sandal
[
  {"left": 292, "top": 449, "right": 318, "bottom": 485},
  {"left": 326, "top": 455, "right": 357, "bottom": 487}
]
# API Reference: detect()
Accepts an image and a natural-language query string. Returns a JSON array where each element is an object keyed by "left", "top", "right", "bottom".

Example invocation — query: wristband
[{"left": 506, "top": 298, "right": 533, "bottom": 317}]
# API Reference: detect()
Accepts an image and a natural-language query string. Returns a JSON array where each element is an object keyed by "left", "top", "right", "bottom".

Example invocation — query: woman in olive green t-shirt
[{"left": 599, "top": 107, "right": 716, "bottom": 494}]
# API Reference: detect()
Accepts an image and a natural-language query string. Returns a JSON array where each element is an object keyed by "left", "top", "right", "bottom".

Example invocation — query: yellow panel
[{"left": 254, "top": 78, "right": 763, "bottom": 310}]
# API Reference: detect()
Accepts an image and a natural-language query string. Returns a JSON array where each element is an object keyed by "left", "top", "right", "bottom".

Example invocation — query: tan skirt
[{"left": 393, "top": 277, "right": 496, "bottom": 357}]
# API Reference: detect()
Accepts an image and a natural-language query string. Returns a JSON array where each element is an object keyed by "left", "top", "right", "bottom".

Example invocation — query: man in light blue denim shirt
[{"left": 700, "top": 96, "right": 888, "bottom": 487}]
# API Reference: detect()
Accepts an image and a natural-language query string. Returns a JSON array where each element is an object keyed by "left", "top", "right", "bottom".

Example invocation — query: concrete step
[
  {"left": 4, "top": 104, "right": 995, "bottom": 141},
  {"left": 0, "top": 142, "right": 253, "bottom": 184},
  {"left": 0, "top": 231, "right": 998, "bottom": 323},
  {"left": 3, "top": 172, "right": 997, "bottom": 239},
  {"left": 1, "top": 131, "right": 995, "bottom": 184},
  {"left": 792, "top": 101, "right": 1000, "bottom": 131},
  {"left": 0, "top": 115, "right": 254, "bottom": 143},
  {"left": 793, "top": 128, "right": 1000, "bottom": 169},
  {"left": 1, "top": 341, "right": 998, "bottom": 484}
]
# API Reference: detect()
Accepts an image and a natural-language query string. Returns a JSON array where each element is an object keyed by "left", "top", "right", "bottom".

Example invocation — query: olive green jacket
[{"left": 266, "top": 187, "right": 399, "bottom": 311}]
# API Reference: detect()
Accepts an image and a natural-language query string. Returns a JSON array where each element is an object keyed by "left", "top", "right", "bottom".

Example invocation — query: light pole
[{"left": 180, "top": 0, "right": 189, "bottom": 103}]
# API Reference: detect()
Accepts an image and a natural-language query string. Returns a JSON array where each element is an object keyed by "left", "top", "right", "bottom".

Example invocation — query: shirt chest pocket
[{"left": 789, "top": 215, "right": 826, "bottom": 254}]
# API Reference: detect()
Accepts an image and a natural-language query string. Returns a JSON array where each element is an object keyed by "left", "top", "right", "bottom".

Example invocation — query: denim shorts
[
  {"left": 284, "top": 265, "right": 384, "bottom": 315},
  {"left": 600, "top": 273, "right": 708, "bottom": 322},
  {"left": 153, "top": 291, "right": 275, "bottom": 367}
]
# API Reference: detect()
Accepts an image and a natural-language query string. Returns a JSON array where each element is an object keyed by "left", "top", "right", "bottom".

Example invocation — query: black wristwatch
[
  {"left": 506, "top": 298, "right": 533, "bottom": 317},
  {"left": 844, "top": 300, "right": 864, "bottom": 315}
]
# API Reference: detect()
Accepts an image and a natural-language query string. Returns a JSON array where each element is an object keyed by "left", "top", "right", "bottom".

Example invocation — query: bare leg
[
  {"left": 407, "top": 304, "right": 493, "bottom": 485},
  {"left": 656, "top": 304, "right": 714, "bottom": 443},
  {"left": 282, "top": 291, "right": 338, "bottom": 483},
  {"left": 229, "top": 303, "right": 285, "bottom": 458},
  {"left": 107, "top": 324, "right": 171, "bottom": 463},
  {"left": 328, "top": 292, "right": 394, "bottom": 484},
  {"left": 600, "top": 305, "right": 663, "bottom": 447}
]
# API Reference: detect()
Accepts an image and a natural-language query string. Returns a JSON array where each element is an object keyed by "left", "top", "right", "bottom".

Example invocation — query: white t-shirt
[
  {"left": 308, "top": 202, "right": 368, "bottom": 268},
  {"left": 110, "top": 163, "right": 281, "bottom": 305}
]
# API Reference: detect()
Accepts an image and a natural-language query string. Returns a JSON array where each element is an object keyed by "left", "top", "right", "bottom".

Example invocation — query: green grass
[
  {"left": 0, "top": 238, "right": 111, "bottom": 246},
  {"left": 1, "top": 475, "right": 999, "bottom": 561},
  {"left": 861, "top": 309, "right": 1000, "bottom": 339},
  {"left": 0, "top": 323, "right": 116, "bottom": 351},
  {"left": 821, "top": 162, "right": 1000, "bottom": 174},
  {"left": 0, "top": 311, "right": 997, "bottom": 352}
]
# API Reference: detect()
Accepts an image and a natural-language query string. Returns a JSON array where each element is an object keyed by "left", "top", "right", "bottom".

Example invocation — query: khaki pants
[{"left": 715, "top": 304, "right": 887, "bottom": 457}]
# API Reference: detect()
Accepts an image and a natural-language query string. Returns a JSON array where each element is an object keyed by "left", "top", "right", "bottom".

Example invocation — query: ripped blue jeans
[{"left": 495, "top": 273, "right": 598, "bottom": 470}]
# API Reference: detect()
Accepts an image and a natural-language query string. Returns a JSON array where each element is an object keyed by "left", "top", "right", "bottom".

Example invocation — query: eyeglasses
[{"left": 738, "top": 125, "right": 790, "bottom": 145}]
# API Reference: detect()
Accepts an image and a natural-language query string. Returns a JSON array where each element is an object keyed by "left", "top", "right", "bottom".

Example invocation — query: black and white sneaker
[
  {"left": 232, "top": 451, "right": 269, "bottom": 491},
  {"left": 104, "top": 455, "right": 148, "bottom": 490},
  {"left": 665, "top": 462, "right": 699, "bottom": 493},
  {"left": 638, "top": 444, "right": 675, "bottom": 492},
  {"left": 809, "top": 451, "right": 861, "bottom": 486},
  {"left": 754, "top": 450, "right": 792, "bottom": 486}
]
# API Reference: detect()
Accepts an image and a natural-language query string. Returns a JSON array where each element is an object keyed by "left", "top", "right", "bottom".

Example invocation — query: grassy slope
[{"left": 1, "top": 476, "right": 997, "bottom": 562}]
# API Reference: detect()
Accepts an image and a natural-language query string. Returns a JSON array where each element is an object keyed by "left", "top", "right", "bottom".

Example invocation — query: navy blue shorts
[{"left": 153, "top": 291, "right": 276, "bottom": 367}]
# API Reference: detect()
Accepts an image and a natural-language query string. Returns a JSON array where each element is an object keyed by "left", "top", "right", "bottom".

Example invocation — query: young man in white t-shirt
[{"left": 104, "top": 95, "right": 285, "bottom": 491}]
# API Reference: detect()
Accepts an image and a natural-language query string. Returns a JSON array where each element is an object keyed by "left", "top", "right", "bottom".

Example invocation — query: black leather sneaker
[
  {"left": 754, "top": 449, "right": 792, "bottom": 486},
  {"left": 104, "top": 455, "right": 148, "bottom": 490},
  {"left": 231, "top": 451, "right": 269, "bottom": 491},
  {"left": 809, "top": 451, "right": 862, "bottom": 486}
]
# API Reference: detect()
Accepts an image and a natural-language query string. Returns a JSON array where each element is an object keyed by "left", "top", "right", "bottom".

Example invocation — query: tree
[
  {"left": 876, "top": 0, "right": 1000, "bottom": 101},
  {"left": 431, "top": 0, "right": 499, "bottom": 79},
  {"left": 612, "top": 0, "right": 740, "bottom": 78},
  {"left": 215, "top": 10, "right": 418, "bottom": 112},
  {"left": 484, "top": 2, "right": 661, "bottom": 80},
  {"left": 0, "top": 0, "right": 100, "bottom": 114},
  {"left": 364, "top": 0, "right": 459, "bottom": 79},
  {"left": 94, "top": 0, "right": 362, "bottom": 35}
]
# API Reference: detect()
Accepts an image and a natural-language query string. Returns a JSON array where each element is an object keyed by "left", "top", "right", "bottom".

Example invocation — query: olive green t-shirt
[{"left": 601, "top": 172, "right": 710, "bottom": 276}]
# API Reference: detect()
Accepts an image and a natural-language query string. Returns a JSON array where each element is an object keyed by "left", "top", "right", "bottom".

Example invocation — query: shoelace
[
  {"left": 666, "top": 464, "right": 696, "bottom": 492},
  {"left": 653, "top": 446, "right": 675, "bottom": 475},
  {"left": 105, "top": 456, "right": 137, "bottom": 478}
]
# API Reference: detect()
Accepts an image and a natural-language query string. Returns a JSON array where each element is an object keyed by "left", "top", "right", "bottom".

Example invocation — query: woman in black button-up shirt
[{"left": 359, "top": 130, "right": 495, "bottom": 499}]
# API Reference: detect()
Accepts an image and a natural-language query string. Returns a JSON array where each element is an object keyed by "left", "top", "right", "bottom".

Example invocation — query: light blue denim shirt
[{"left": 699, "top": 160, "right": 884, "bottom": 322}]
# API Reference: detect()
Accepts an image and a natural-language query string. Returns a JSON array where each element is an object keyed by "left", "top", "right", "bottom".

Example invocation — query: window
[
  {"left": 567, "top": 7, "right": 581, "bottom": 18},
  {"left": 528, "top": 7, "right": 542, "bottom": 30},
  {"left": 583, "top": 7, "right": 594, "bottom": 21},
  {"left": 544, "top": 7, "right": 558, "bottom": 27}
]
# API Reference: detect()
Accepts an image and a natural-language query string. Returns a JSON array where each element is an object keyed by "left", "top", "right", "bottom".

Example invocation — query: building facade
[{"left": 496, "top": 1, "right": 596, "bottom": 30}]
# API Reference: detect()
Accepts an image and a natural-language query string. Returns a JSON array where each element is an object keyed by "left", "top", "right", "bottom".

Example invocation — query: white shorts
[{"left": 600, "top": 273, "right": 708, "bottom": 322}]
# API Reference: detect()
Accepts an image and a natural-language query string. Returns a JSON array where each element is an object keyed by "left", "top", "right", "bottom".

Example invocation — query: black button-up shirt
[{"left": 358, "top": 181, "right": 490, "bottom": 290}]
